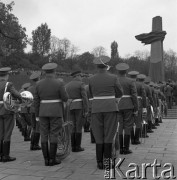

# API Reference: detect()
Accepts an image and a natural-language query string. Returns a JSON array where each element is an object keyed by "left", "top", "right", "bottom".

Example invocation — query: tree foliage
[
  {"left": 0, "top": 1, "right": 27, "bottom": 57},
  {"left": 32, "top": 23, "right": 51, "bottom": 56},
  {"left": 92, "top": 46, "right": 107, "bottom": 57}
]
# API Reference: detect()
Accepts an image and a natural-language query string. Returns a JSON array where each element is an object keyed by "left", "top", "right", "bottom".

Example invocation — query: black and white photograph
[{"left": 0, "top": 0, "right": 177, "bottom": 179}]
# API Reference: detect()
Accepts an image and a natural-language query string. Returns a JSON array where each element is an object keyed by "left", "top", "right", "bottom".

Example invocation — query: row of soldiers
[{"left": 0, "top": 57, "right": 173, "bottom": 170}]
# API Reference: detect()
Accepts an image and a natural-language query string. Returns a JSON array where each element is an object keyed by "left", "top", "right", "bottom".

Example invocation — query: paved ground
[{"left": 0, "top": 117, "right": 177, "bottom": 180}]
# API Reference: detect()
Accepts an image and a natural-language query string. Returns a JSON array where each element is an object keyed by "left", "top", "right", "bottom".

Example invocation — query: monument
[{"left": 135, "top": 16, "right": 166, "bottom": 82}]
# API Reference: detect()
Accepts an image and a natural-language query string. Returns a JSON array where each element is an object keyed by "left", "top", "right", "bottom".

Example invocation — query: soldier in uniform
[
  {"left": 88, "top": 56, "right": 123, "bottom": 169},
  {"left": 139, "top": 75, "right": 154, "bottom": 133},
  {"left": 34, "top": 63, "right": 68, "bottom": 166},
  {"left": 0, "top": 67, "right": 22, "bottom": 162},
  {"left": 128, "top": 71, "right": 146, "bottom": 144},
  {"left": 19, "top": 83, "right": 32, "bottom": 141},
  {"left": 28, "top": 72, "right": 41, "bottom": 150},
  {"left": 116, "top": 63, "right": 138, "bottom": 154},
  {"left": 65, "top": 70, "right": 89, "bottom": 152},
  {"left": 164, "top": 82, "right": 173, "bottom": 109}
]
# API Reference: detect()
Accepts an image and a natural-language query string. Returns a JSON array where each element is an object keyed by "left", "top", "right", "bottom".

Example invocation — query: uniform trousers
[
  {"left": 39, "top": 117, "right": 62, "bottom": 144},
  {"left": 134, "top": 109, "right": 142, "bottom": 128},
  {"left": 70, "top": 109, "right": 84, "bottom": 133},
  {"left": 117, "top": 110, "right": 134, "bottom": 135},
  {"left": 91, "top": 112, "right": 118, "bottom": 144},
  {"left": 0, "top": 114, "right": 15, "bottom": 141},
  {"left": 31, "top": 113, "right": 40, "bottom": 133}
]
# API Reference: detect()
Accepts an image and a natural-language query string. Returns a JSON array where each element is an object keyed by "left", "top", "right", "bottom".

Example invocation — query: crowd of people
[{"left": 0, "top": 56, "right": 177, "bottom": 170}]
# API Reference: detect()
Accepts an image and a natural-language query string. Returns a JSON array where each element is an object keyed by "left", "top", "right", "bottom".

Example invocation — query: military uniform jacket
[
  {"left": 135, "top": 81, "right": 146, "bottom": 109},
  {"left": 34, "top": 77, "right": 68, "bottom": 117},
  {"left": 0, "top": 80, "right": 22, "bottom": 115},
  {"left": 65, "top": 79, "right": 89, "bottom": 113},
  {"left": 144, "top": 84, "right": 154, "bottom": 107},
  {"left": 28, "top": 84, "right": 36, "bottom": 113},
  {"left": 118, "top": 76, "right": 138, "bottom": 111},
  {"left": 164, "top": 85, "right": 173, "bottom": 97},
  {"left": 173, "top": 84, "right": 177, "bottom": 96},
  {"left": 19, "top": 88, "right": 29, "bottom": 114},
  {"left": 88, "top": 72, "right": 123, "bottom": 113}
]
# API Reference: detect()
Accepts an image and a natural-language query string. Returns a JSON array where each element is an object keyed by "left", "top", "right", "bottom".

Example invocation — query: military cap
[
  {"left": 116, "top": 63, "right": 129, "bottom": 71},
  {"left": 128, "top": 71, "right": 139, "bottom": 78},
  {"left": 22, "top": 83, "right": 31, "bottom": 90},
  {"left": 42, "top": 63, "right": 57, "bottom": 73},
  {"left": 30, "top": 71, "right": 41, "bottom": 80},
  {"left": 0, "top": 67, "right": 11, "bottom": 76},
  {"left": 71, "top": 70, "right": 82, "bottom": 77},
  {"left": 93, "top": 56, "right": 110, "bottom": 65},
  {"left": 137, "top": 74, "right": 146, "bottom": 80}
]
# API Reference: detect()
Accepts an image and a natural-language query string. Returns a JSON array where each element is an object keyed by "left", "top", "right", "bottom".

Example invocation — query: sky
[{"left": 5, "top": 0, "right": 177, "bottom": 57}]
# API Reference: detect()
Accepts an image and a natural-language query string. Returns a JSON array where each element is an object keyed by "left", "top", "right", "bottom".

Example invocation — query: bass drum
[{"left": 56, "top": 101, "right": 73, "bottom": 160}]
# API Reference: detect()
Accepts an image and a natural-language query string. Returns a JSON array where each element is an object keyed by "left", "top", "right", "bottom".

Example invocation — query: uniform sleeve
[
  {"left": 148, "top": 88, "right": 154, "bottom": 107},
  {"left": 34, "top": 85, "right": 40, "bottom": 117},
  {"left": 130, "top": 81, "right": 138, "bottom": 111},
  {"left": 8, "top": 82, "right": 22, "bottom": 103},
  {"left": 115, "top": 77, "right": 123, "bottom": 98},
  {"left": 81, "top": 83, "right": 89, "bottom": 113},
  {"left": 141, "top": 84, "right": 147, "bottom": 108},
  {"left": 152, "top": 89, "right": 157, "bottom": 108},
  {"left": 59, "top": 82, "right": 68, "bottom": 102},
  {"left": 88, "top": 79, "right": 93, "bottom": 98}
]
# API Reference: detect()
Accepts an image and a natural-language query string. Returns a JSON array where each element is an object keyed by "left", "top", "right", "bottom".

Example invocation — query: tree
[
  {"left": 92, "top": 46, "right": 107, "bottom": 57},
  {"left": 0, "top": 1, "right": 27, "bottom": 57},
  {"left": 32, "top": 23, "right": 51, "bottom": 57},
  {"left": 78, "top": 52, "right": 95, "bottom": 71},
  {"left": 111, "top": 41, "right": 119, "bottom": 59},
  {"left": 163, "top": 49, "right": 177, "bottom": 80},
  {"left": 134, "top": 50, "right": 150, "bottom": 61}
]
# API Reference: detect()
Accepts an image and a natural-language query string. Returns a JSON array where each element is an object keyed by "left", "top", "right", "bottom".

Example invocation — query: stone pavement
[{"left": 0, "top": 117, "right": 177, "bottom": 180}]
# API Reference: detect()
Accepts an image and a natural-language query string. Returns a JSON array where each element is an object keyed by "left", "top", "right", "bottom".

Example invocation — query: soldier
[
  {"left": 173, "top": 82, "right": 177, "bottom": 106},
  {"left": 19, "top": 83, "right": 32, "bottom": 141},
  {"left": 116, "top": 63, "right": 138, "bottom": 155},
  {"left": 128, "top": 71, "right": 146, "bottom": 144},
  {"left": 0, "top": 67, "right": 22, "bottom": 162},
  {"left": 89, "top": 56, "right": 123, "bottom": 169},
  {"left": 164, "top": 82, "right": 173, "bottom": 109},
  {"left": 149, "top": 82, "right": 160, "bottom": 127},
  {"left": 85, "top": 84, "right": 95, "bottom": 143},
  {"left": 28, "top": 72, "right": 41, "bottom": 150},
  {"left": 139, "top": 75, "right": 154, "bottom": 133},
  {"left": 34, "top": 63, "right": 68, "bottom": 166},
  {"left": 65, "top": 70, "right": 89, "bottom": 152}
]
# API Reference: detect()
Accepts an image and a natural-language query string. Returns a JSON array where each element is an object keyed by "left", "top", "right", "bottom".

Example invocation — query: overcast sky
[{"left": 6, "top": 0, "right": 177, "bottom": 57}]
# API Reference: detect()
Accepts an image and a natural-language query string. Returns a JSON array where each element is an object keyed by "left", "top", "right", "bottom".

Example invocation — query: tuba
[{"left": 3, "top": 91, "right": 33, "bottom": 112}]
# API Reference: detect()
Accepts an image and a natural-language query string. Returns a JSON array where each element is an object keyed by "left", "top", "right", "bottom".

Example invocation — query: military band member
[
  {"left": 149, "top": 82, "right": 159, "bottom": 127},
  {"left": 34, "top": 63, "right": 68, "bottom": 166},
  {"left": 139, "top": 75, "right": 154, "bottom": 133},
  {"left": 89, "top": 56, "right": 123, "bottom": 169},
  {"left": 116, "top": 63, "right": 138, "bottom": 154},
  {"left": 0, "top": 67, "right": 22, "bottom": 162},
  {"left": 128, "top": 71, "right": 146, "bottom": 144},
  {"left": 85, "top": 84, "right": 95, "bottom": 143},
  {"left": 20, "top": 83, "right": 32, "bottom": 141},
  {"left": 65, "top": 70, "right": 89, "bottom": 152},
  {"left": 28, "top": 72, "right": 41, "bottom": 150}
]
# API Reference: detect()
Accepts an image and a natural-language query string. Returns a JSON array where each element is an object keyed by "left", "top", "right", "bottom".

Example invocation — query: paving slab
[{"left": 0, "top": 117, "right": 177, "bottom": 180}]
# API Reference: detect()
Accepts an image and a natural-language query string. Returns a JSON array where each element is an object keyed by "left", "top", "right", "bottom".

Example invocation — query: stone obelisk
[{"left": 149, "top": 16, "right": 164, "bottom": 82}]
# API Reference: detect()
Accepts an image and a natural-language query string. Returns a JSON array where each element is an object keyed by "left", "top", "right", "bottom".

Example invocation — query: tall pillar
[{"left": 149, "top": 16, "right": 165, "bottom": 82}]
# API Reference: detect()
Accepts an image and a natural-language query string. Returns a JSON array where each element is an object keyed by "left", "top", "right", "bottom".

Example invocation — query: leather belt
[
  {"left": 89, "top": 98, "right": 93, "bottom": 101},
  {"left": 41, "top": 99, "right": 62, "bottom": 103},
  {"left": 122, "top": 95, "right": 131, "bottom": 98},
  {"left": 93, "top": 96, "right": 115, "bottom": 100},
  {"left": 72, "top": 99, "right": 82, "bottom": 102}
]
